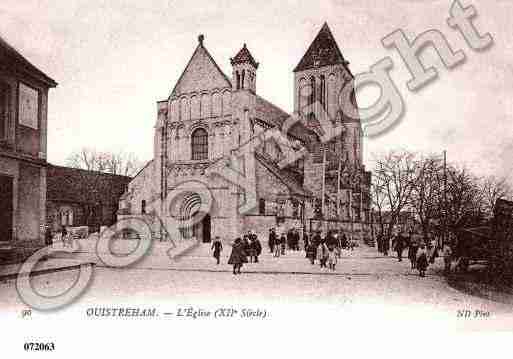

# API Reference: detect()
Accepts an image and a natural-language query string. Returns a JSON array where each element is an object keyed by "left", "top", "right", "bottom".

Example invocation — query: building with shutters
[{"left": 0, "top": 35, "right": 57, "bottom": 248}]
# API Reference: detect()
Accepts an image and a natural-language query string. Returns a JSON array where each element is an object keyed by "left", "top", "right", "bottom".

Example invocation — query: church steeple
[
  {"left": 231, "top": 43, "right": 259, "bottom": 93},
  {"left": 294, "top": 22, "right": 349, "bottom": 73}
]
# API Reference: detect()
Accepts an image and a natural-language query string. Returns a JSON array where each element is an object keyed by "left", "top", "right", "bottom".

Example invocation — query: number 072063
[{"left": 24, "top": 342, "right": 55, "bottom": 351}]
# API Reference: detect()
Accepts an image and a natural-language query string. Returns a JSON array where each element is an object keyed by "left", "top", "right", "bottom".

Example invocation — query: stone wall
[{"left": 17, "top": 162, "right": 42, "bottom": 243}]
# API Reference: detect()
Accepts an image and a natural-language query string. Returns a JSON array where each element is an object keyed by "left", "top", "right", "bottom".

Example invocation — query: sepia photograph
[{"left": 1, "top": 0, "right": 512, "bottom": 357}]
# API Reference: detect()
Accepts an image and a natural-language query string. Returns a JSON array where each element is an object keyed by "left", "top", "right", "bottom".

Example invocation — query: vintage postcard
[{"left": 1, "top": 1, "right": 512, "bottom": 357}]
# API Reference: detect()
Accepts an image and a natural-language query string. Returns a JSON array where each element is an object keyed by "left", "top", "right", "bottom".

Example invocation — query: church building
[{"left": 119, "top": 23, "right": 371, "bottom": 243}]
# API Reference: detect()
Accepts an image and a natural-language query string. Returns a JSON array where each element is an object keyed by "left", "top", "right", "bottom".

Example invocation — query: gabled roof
[
  {"left": 170, "top": 36, "right": 232, "bottom": 97},
  {"left": 0, "top": 34, "right": 57, "bottom": 87},
  {"left": 293, "top": 22, "right": 349, "bottom": 73},
  {"left": 230, "top": 44, "right": 259, "bottom": 68}
]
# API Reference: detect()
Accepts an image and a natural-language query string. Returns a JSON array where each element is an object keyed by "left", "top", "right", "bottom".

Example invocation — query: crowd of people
[
  {"left": 376, "top": 230, "right": 454, "bottom": 277},
  {"left": 218, "top": 230, "right": 263, "bottom": 275},
  {"left": 303, "top": 229, "right": 357, "bottom": 271},
  {"left": 216, "top": 226, "right": 457, "bottom": 277},
  {"left": 44, "top": 224, "right": 75, "bottom": 248},
  {"left": 218, "top": 228, "right": 357, "bottom": 275}
]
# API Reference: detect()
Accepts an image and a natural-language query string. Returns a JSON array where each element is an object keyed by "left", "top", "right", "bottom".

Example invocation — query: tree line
[{"left": 371, "top": 150, "right": 512, "bottom": 242}]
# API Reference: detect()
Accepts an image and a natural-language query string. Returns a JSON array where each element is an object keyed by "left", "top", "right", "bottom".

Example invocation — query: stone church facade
[{"left": 119, "top": 23, "right": 371, "bottom": 243}]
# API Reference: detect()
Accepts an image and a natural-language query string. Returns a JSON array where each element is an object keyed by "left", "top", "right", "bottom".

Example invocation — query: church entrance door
[{"left": 193, "top": 212, "right": 211, "bottom": 243}]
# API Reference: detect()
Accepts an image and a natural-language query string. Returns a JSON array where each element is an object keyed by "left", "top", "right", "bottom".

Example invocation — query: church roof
[
  {"left": 254, "top": 95, "right": 319, "bottom": 145},
  {"left": 293, "top": 22, "right": 349, "bottom": 73},
  {"left": 255, "top": 95, "right": 289, "bottom": 127},
  {"left": 170, "top": 35, "right": 232, "bottom": 97},
  {"left": 255, "top": 152, "right": 312, "bottom": 198},
  {"left": 230, "top": 44, "right": 259, "bottom": 68}
]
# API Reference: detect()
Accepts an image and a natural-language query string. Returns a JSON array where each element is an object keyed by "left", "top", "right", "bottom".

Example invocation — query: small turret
[{"left": 230, "top": 43, "right": 259, "bottom": 94}]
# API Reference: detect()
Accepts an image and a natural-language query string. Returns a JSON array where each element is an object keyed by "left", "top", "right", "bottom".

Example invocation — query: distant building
[
  {"left": 0, "top": 35, "right": 57, "bottom": 245},
  {"left": 46, "top": 164, "right": 131, "bottom": 231}
]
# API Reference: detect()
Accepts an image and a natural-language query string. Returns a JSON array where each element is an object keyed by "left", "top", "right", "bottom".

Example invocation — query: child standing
[
  {"left": 328, "top": 246, "right": 337, "bottom": 271},
  {"left": 416, "top": 243, "right": 429, "bottom": 277}
]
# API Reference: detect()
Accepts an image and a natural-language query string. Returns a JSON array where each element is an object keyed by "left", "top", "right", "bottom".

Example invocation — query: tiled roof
[
  {"left": 0, "top": 34, "right": 57, "bottom": 87},
  {"left": 230, "top": 44, "right": 259, "bottom": 68},
  {"left": 293, "top": 22, "right": 349, "bottom": 73},
  {"left": 255, "top": 152, "right": 312, "bottom": 198},
  {"left": 254, "top": 95, "right": 317, "bottom": 145},
  {"left": 47, "top": 165, "right": 131, "bottom": 205}
]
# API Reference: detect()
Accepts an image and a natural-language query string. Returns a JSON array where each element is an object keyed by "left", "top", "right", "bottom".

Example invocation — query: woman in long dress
[{"left": 228, "top": 238, "right": 247, "bottom": 275}]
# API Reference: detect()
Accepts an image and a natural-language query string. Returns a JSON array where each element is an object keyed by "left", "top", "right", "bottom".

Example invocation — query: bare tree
[
  {"left": 480, "top": 176, "right": 512, "bottom": 218},
  {"left": 66, "top": 148, "right": 143, "bottom": 176},
  {"left": 411, "top": 155, "right": 444, "bottom": 241},
  {"left": 441, "top": 165, "right": 484, "bottom": 231},
  {"left": 61, "top": 148, "right": 139, "bottom": 230},
  {"left": 371, "top": 150, "right": 417, "bottom": 239}
]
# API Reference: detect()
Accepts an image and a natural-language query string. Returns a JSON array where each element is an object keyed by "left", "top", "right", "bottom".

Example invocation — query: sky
[{"left": 1, "top": 0, "right": 512, "bottom": 182}]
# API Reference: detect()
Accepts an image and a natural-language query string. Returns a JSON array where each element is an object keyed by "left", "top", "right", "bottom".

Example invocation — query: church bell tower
[
  {"left": 231, "top": 43, "right": 259, "bottom": 94},
  {"left": 230, "top": 44, "right": 259, "bottom": 145}
]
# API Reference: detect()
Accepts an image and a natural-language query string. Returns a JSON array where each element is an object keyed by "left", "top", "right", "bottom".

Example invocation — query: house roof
[
  {"left": 0, "top": 34, "right": 57, "bottom": 87},
  {"left": 293, "top": 22, "right": 350, "bottom": 74},
  {"left": 47, "top": 164, "right": 131, "bottom": 205},
  {"left": 230, "top": 44, "right": 259, "bottom": 68}
]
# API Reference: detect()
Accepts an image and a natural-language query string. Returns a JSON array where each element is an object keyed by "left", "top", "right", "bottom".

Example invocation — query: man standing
[
  {"left": 317, "top": 241, "right": 329, "bottom": 268},
  {"left": 293, "top": 229, "right": 300, "bottom": 251},
  {"left": 268, "top": 228, "right": 276, "bottom": 254},
  {"left": 211, "top": 236, "right": 223, "bottom": 265},
  {"left": 287, "top": 229, "right": 294, "bottom": 251},
  {"left": 303, "top": 231, "right": 309, "bottom": 253},
  {"left": 44, "top": 225, "right": 53, "bottom": 246},
  {"left": 312, "top": 231, "right": 322, "bottom": 249},
  {"left": 395, "top": 232, "right": 405, "bottom": 262},
  {"left": 382, "top": 232, "right": 390, "bottom": 256},
  {"left": 442, "top": 242, "right": 453, "bottom": 275},
  {"left": 408, "top": 232, "right": 419, "bottom": 269},
  {"left": 376, "top": 231, "right": 383, "bottom": 253},
  {"left": 249, "top": 231, "right": 262, "bottom": 263}
]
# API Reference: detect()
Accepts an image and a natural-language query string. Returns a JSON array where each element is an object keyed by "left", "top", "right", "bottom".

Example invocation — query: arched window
[
  {"left": 236, "top": 71, "right": 240, "bottom": 90},
  {"left": 241, "top": 70, "right": 245, "bottom": 89},
  {"left": 191, "top": 128, "right": 208, "bottom": 160}
]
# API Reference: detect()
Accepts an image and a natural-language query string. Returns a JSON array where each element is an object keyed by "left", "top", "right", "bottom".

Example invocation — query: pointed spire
[
  {"left": 294, "top": 22, "right": 349, "bottom": 72},
  {"left": 230, "top": 43, "right": 259, "bottom": 68}
]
